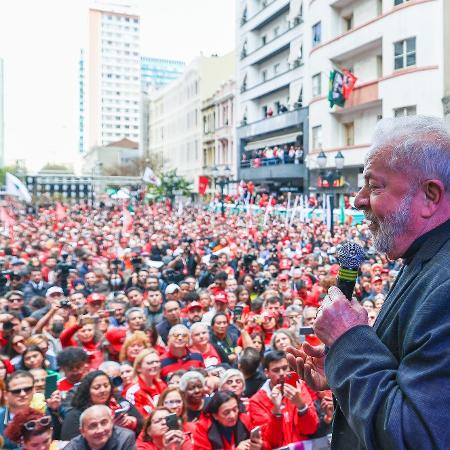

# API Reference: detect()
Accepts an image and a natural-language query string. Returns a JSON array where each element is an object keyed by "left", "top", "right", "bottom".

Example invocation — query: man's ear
[{"left": 420, "top": 179, "right": 445, "bottom": 218}]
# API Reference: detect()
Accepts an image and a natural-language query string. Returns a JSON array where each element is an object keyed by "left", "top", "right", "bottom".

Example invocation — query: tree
[
  {"left": 147, "top": 169, "right": 192, "bottom": 201},
  {"left": 40, "top": 163, "right": 71, "bottom": 172},
  {"left": 102, "top": 154, "right": 164, "bottom": 177}
]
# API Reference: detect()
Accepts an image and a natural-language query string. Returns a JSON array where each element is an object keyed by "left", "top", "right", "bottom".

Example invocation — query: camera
[
  {"left": 59, "top": 299, "right": 71, "bottom": 309},
  {"left": 243, "top": 254, "right": 256, "bottom": 267},
  {"left": 253, "top": 277, "right": 269, "bottom": 294}
]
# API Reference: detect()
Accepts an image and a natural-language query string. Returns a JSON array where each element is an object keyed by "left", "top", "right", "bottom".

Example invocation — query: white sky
[{"left": 0, "top": 0, "right": 236, "bottom": 171}]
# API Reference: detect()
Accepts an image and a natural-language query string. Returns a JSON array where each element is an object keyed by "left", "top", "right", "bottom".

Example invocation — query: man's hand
[
  {"left": 270, "top": 383, "right": 283, "bottom": 413},
  {"left": 282, "top": 383, "right": 305, "bottom": 409},
  {"left": 46, "top": 390, "right": 61, "bottom": 411},
  {"left": 163, "top": 430, "right": 184, "bottom": 449},
  {"left": 286, "top": 344, "right": 329, "bottom": 391},
  {"left": 113, "top": 414, "right": 136, "bottom": 429},
  {"left": 314, "top": 286, "right": 368, "bottom": 347}
]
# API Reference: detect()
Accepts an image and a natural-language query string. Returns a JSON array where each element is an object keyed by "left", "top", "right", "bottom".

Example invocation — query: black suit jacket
[{"left": 325, "top": 219, "right": 450, "bottom": 450}]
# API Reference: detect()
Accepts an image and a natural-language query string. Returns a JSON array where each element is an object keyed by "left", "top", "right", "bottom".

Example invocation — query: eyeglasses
[
  {"left": 171, "top": 333, "right": 189, "bottom": 340},
  {"left": 23, "top": 416, "right": 52, "bottom": 431},
  {"left": 8, "top": 385, "right": 34, "bottom": 396},
  {"left": 164, "top": 399, "right": 182, "bottom": 406},
  {"left": 13, "top": 339, "right": 25, "bottom": 346},
  {"left": 8, "top": 297, "right": 23, "bottom": 303}
]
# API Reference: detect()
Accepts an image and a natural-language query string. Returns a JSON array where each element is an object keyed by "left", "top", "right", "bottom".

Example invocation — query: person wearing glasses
[
  {"left": 4, "top": 406, "right": 57, "bottom": 450},
  {"left": 137, "top": 407, "right": 192, "bottom": 450},
  {"left": 125, "top": 349, "right": 167, "bottom": 418},
  {"left": 1, "top": 371, "right": 36, "bottom": 449},
  {"left": 159, "top": 325, "right": 204, "bottom": 381},
  {"left": 157, "top": 387, "right": 195, "bottom": 435},
  {"left": 4, "top": 291, "right": 31, "bottom": 319}
]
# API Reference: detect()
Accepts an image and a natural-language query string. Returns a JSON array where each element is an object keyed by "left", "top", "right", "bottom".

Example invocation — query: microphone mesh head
[{"left": 337, "top": 242, "right": 365, "bottom": 270}]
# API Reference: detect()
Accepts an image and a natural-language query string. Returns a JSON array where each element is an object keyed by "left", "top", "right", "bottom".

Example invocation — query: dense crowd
[
  {"left": 0, "top": 200, "right": 400, "bottom": 450},
  {"left": 240, "top": 145, "right": 304, "bottom": 168}
]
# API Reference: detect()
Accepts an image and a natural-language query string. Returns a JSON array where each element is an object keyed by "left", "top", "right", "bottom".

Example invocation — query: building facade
[
  {"left": 141, "top": 57, "right": 185, "bottom": 92},
  {"left": 236, "top": 0, "right": 308, "bottom": 194},
  {"left": 85, "top": 4, "right": 141, "bottom": 153},
  {"left": 307, "top": 0, "right": 449, "bottom": 192},
  {"left": 0, "top": 58, "right": 4, "bottom": 167},
  {"left": 148, "top": 53, "right": 235, "bottom": 189}
]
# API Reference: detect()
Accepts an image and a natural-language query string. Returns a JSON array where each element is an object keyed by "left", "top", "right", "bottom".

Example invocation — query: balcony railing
[
  {"left": 333, "top": 80, "right": 380, "bottom": 114},
  {"left": 241, "top": 0, "right": 290, "bottom": 32}
]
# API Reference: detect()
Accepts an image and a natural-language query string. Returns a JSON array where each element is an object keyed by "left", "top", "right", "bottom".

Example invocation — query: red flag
[
  {"left": 198, "top": 176, "right": 209, "bottom": 196},
  {"left": 342, "top": 68, "right": 357, "bottom": 99},
  {"left": 56, "top": 202, "right": 67, "bottom": 221},
  {"left": 122, "top": 207, "right": 133, "bottom": 234}
]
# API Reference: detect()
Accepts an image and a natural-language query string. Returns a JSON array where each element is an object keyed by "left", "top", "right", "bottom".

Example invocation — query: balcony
[
  {"left": 243, "top": 24, "right": 303, "bottom": 66},
  {"left": 241, "top": 65, "right": 303, "bottom": 102},
  {"left": 241, "top": 0, "right": 290, "bottom": 33},
  {"left": 238, "top": 107, "right": 308, "bottom": 140},
  {"left": 332, "top": 80, "right": 381, "bottom": 114},
  {"left": 240, "top": 161, "right": 307, "bottom": 181}
]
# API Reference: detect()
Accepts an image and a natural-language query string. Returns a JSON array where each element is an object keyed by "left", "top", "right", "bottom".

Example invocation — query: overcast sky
[{"left": 0, "top": 0, "right": 236, "bottom": 171}]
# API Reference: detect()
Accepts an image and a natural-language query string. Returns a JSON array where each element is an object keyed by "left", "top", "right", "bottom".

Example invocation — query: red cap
[
  {"left": 187, "top": 301, "right": 202, "bottom": 311},
  {"left": 372, "top": 276, "right": 383, "bottom": 284},
  {"left": 214, "top": 292, "right": 228, "bottom": 303},
  {"left": 279, "top": 259, "right": 291, "bottom": 270},
  {"left": 86, "top": 293, "right": 106, "bottom": 304}
]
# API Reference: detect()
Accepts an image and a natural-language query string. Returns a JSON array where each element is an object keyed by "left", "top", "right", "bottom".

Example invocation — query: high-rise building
[
  {"left": 79, "top": 50, "right": 86, "bottom": 154},
  {"left": 141, "top": 57, "right": 185, "bottom": 92},
  {"left": 306, "top": 0, "right": 449, "bottom": 191},
  {"left": 85, "top": 3, "right": 141, "bottom": 153},
  {"left": 148, "top": 53, "right": 235, "bottom": 190},
  {"left": 236, "top": 0, "right": 308, "bottom": 194},
  {"left": 0, "top": 58, "right": 4, "bottom": 167}
]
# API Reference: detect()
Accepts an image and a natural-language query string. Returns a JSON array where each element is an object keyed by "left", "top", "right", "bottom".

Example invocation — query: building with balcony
[
  {"left": 307, "top": 0, "right": 449, "bottom": 192},
  {"left": 0, "top": 58, "right": 4, "bottom": 167},
  {"left": 237, "top": 0, "right": 308, "bottom": 194},
  {"left": 148, "top": 52, "right": 235, "bottom": 190}
]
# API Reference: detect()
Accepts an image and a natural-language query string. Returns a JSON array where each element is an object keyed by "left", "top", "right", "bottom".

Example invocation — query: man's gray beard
[{"left": 366, "top": 193, "right": 414, "bottom": 255}]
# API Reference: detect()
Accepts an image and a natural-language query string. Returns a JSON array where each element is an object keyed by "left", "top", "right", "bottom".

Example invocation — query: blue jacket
[
  {"left": 326, "top": 219, "right": 450, "bottom": 449},
  {"left": 0, "top": 407, "right": 20, "bottom": 449}
]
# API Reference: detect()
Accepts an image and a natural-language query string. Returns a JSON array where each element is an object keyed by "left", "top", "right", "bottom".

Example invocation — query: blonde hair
[
  {"left": 133, "top": 348, "right": 160, "bottom": 374},
  {"left": 119, "top": 331, "right": 150, "bottom": 362},
  {"left": 25, "top": 334, "right": 48, "bottom": 347}
]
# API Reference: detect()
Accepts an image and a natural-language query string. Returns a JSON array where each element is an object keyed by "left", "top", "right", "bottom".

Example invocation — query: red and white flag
[{"left": 0, "top": 206, "right": 15, "bottom": 239}]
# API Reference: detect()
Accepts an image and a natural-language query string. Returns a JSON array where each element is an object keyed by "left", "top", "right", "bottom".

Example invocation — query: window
[
  {"left": 273, "top": 26, "right": 279, "bottom": 37},
  {"left": 394, "top": 105, "right": 416, "bottom": 117},
  {"left": 343, "top": 14, "right": 353, "bottom": 31},
  {"left": 394, "top": 0, "right": 410, "bottom": 5},
  {"left": 261, "top": 35, "right": 267, "bottom": 46},
  {"left": 312, "top": 22, "right": 321, "bottom": 47},
  {"left": 274, "top": 63, "right": 280, "bottom": 75},
  {"left": 262, "top": 70, "right": 267, "bottom": 82},
  {"left": 344, "top": 122, "right": 354, "bottom": 146},
  {"left": 262, "top": 105, "right": 268, "bottom": 118},
  {"left": 312, "top": 73, "right": 322, "bottom": 97},
  {"left": 394, "top": 37, "right": 416, "bottom": 70},
  {"left": 312, "top": 126, "right": 323, "bottom": 150}
]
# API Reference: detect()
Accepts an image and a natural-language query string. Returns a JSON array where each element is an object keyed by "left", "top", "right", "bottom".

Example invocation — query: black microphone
[{"left": 336, "top": 242, "right": 365, "bottom": 300}]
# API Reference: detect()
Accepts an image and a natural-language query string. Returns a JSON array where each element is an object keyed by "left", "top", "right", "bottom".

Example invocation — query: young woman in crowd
[
  {"left": 126, "top": 349, "right": 167, "bottom": 417},
  {"left": 137, "top": 407, "right": 193, "bottom": 450},
  {"left": 157, "top": 387, "right": 195, "bottom": 435},
  {"left": 61, "top": 370, "right": 143, "bottom": 440},
  {"left": 270, "top": 329, "right": 299, "bottom": 353},
  {"left": 120, "top": 362, "right": 137, "bottom": 396}
]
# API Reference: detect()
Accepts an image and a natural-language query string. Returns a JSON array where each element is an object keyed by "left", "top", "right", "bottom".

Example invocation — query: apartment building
[
  {"left": 0, "top": 58, "right": 4, "bottom": 167},
  {"left": 307, "top": 0, "right": 449, "bottom": 191},
  {"left": 236, "top": 0, "right": 308, "bottom": 194},
  {"left": 148, "top": 53, "right": 235, "bottom": 189}
]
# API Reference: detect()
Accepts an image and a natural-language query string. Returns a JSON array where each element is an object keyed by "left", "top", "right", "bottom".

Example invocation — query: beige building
[
  {"left": 148, "top": 53, "right": 236, "bottom": 189},
  {"left": 86, "top": 4, "right": 141, "bottom": 152}
]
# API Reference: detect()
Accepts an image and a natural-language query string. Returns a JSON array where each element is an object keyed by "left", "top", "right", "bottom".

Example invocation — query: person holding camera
[{"left": 137, "top": 407, "right": 192, "bottom": 450}]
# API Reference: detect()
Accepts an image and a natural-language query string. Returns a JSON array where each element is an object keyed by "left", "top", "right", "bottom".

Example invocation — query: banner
[
  {"left": 198, "top": 176, "right": 209, "bottom": 196},
  {"left": 142, "top": 167, "right": 161, "bottom": 186},
  {"left": 5, "top": 172, "right": 32, "bottom": 203},
  {"left": 122, "top": 207, "right": 133, "bottom": 235},
  {"left": 328, "top": 70, "right": 345, "bottom": 108},
  {"left": 342, "top": 68, "right": 357, "bottom": 99},
  {"left": 56, "top": 202, "right": 67, "bottom": 221}
]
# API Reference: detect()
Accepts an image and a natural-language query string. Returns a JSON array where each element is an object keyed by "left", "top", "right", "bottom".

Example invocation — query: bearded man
[{"left": 289, "top": 116, "right": 450, "bottom": 450}]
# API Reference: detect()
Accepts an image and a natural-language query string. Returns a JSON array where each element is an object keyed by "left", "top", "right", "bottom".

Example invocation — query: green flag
[{"left": 328, "top": 70, "right": 346, "bottom": 107}]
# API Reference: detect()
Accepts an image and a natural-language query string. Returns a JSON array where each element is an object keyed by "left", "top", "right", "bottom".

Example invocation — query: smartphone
[
  {"left": 45, "top": 373, "right": 59, "bottom": 399},
  {"left": 114, "top": 407, "right": 128, "bottom": 418},
  {"left": 234, "top": 305, "right": 244, "bottom": 321},
  {"left": 299, "top": 326, "right": 314, "bottom": 336},
  {"left": 250, "top": 426, "right": 261, "bottom": 441},
  {"left": 165, "top": 413, "right": 180, "bottom": 430},
  {"left": 285, "top": 371, "right": 300, "bottom": 388}
]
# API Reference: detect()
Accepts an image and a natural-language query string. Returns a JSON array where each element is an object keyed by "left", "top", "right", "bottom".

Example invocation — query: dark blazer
[
  {"left": 63, "top": 426, "right": 136, "bottom": 450},
  {"left": 325, "top": 219, "right": 450, "bottom": 449}
]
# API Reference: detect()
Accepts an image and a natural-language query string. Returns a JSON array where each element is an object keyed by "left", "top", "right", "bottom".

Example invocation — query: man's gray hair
[
  {"left": 98, "top": 361, "right": 121, "bottom": 373},
  {"left": 303, "top": 306, "right": 318, "bottom": 318},
  {"left": 178, "top": 370, "right": 205, "bottom": 392},
  {"left": 368, "top": 116, "right": 450, "bottom": 193},
  {"left": 80, "top": 404, "right": 112, "bottom": 428},
  {"left": 168, "top": 324, "right": 190, "bottom": 338},
  {"left": 285, "top": 305, "right": 303, "bottom": 315},
  {"left": 190, "top": 322, "right": 208, "bottom": 335},
  {"left": 218, "top": 368, "right": 245, "bottom": 390},
  {"left": 125, "top": 307, "right": 144, "bottom": 320}
]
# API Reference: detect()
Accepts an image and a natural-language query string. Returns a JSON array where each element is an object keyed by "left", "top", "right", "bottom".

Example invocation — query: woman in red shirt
[{"left": 126, "top": 349, "right": 167, "bottom": 417}]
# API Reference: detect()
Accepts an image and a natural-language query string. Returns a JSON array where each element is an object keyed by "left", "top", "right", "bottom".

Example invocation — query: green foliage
[
  {"left": 147, "top": 169, "right": 192, "bottom": 200},
  {"left": 0, "top": 166, "right": 20, "bottom": 185}
]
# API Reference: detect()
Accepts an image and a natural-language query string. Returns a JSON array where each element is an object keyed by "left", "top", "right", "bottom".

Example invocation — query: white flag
[
  {"left": 5, "top": 173, "right": 32, "bottom": 203},
  {"left": 142, "top": 167, "right": 161, "bottom": 186}
]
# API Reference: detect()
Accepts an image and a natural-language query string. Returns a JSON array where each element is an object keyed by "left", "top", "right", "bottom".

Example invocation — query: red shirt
[
  {"left": 126, "top": 376, "right": 167, "bottom": 417},
  {"left": 189, "top": 343, "right": 222, "bottom": 368}
]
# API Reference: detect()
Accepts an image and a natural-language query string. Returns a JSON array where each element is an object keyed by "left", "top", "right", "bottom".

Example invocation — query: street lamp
[
  {"left": 316, "top": 151, "right": 345, "bottom": 237},
  {"left": 91, "top": 161, "right": 103, "bottom": 207},
  {"left": 212, "top": 165, "right": 232, "bottom": 217}
]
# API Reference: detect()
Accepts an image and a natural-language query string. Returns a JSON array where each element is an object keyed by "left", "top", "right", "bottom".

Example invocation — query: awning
[
  {"left": 287, "top": 0, "right": 302, "bottom": 23},
  {"left": 288, "top": 37, "right": 303, "bottom": 64},
  {"left": 244, "top": 132, "right": 301, "bottom": 151},
  {"left": 289, "top": 80, "right": 303, "bottom": 108}
]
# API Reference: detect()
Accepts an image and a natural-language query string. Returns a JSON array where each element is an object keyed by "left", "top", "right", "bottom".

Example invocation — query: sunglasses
[
  {"left": 8, "top": 297, "right": 23, "bottom": 303},
  {"left": 8, "top": 385, "right": 34, "bottom": 396},
  {"left": 23, "top": 416, "right": 52, "bottom": 431}
]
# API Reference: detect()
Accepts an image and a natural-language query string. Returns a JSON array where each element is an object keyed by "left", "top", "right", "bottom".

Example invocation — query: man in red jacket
[{"left": 249, "top": 350, "right": 318, "bottom": 448}]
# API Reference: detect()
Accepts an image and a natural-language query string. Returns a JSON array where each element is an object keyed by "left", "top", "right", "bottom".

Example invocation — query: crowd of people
[
  {"left": 240, "top": 145, "right": 304, "bottom": 168},
  {"left": 0, "top": 199, "right": 398, "bottom": 450}
]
